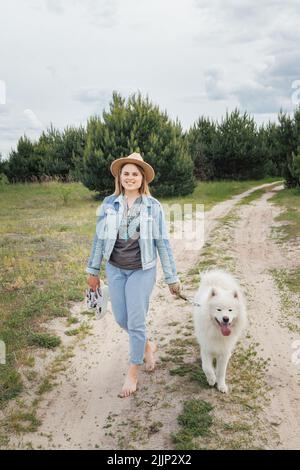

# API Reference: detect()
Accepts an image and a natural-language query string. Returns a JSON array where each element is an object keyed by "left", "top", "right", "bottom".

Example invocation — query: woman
[{"left": 86, "top": 152, "right": 181, "bottom": 397}]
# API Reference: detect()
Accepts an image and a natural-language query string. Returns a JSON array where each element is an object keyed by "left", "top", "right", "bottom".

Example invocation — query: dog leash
[{"left": 177, "top": 292, "right": 201, "bottom": 307}]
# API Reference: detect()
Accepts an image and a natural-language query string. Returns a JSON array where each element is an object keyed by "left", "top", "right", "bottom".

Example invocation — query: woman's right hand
[{"left": 87, "top": 274, "right": 100, "bottom": 292}]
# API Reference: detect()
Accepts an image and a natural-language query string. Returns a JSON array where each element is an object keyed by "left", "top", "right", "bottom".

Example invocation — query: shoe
[{"left": 86, "top": 281, "right": 109, "bottom": 320}]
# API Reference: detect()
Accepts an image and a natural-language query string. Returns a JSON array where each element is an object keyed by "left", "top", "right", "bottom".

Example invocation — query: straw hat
[{"left": 110, "top": 152, "right": 155, "bottom": 183}]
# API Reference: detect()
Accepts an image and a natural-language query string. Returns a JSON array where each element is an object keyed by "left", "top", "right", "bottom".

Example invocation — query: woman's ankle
[{"left": 128, "top": 364, "right": 139, "bottom": 375}]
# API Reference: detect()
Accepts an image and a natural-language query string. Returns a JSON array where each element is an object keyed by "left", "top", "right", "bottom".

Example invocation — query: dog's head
[{"left": 207, "top": 287, "right": 242, "bottom": 336}]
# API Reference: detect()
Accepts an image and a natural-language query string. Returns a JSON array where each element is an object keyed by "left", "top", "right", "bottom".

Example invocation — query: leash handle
[{"left": 177, "top": 293, "right": 188, "bottom": 301}]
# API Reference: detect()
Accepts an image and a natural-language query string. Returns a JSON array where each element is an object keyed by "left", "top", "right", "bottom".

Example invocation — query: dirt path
[
  {"left": 10, "top": 180, "right": 300, "bottom": 450},
  {"left": 231, "top": 188, "right": 300, "bottom": 450}
]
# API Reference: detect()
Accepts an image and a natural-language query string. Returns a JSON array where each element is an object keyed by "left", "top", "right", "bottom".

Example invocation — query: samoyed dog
[{"left": 193, "top": 269, "right": 247, "bottom": 393}]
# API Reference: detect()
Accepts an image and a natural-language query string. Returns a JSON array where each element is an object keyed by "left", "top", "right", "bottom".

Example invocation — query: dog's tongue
[{"left": 221, "top": 324, "right": 231, "bottom": 336}]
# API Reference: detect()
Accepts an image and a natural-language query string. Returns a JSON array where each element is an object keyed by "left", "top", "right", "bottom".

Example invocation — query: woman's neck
[{"left": 124, "top": 189, "right": 141, "bottom": 200}]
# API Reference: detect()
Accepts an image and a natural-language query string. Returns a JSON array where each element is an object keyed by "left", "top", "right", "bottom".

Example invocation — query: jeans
[{"left": 105, "top": 261, "right": 157, "bottom": 365}]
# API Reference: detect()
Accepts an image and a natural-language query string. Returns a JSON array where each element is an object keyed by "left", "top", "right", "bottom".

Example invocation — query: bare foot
[
  {"left": 119, "top": 365, "right": 138, "bottom": 398},
  {"left": 144, "top": 340, "right": 157, "bottom": 372}
]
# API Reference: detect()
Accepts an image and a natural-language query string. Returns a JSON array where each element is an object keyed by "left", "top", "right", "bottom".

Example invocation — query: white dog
[{"left": 193, "top": 269, "right": 247, "bottom": 393}]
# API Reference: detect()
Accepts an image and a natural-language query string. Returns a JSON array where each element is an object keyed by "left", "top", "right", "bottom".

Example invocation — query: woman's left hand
[{"left": 168, "top": 282, "right": 181, "bottom": 296}]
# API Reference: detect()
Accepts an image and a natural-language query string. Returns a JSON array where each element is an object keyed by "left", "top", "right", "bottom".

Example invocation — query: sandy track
[
  {"left": 10, "top": 180, "right": 298, "bottom": 450},
  {"left": 231, "top": 188, "right": 300, "bottom": 449}
]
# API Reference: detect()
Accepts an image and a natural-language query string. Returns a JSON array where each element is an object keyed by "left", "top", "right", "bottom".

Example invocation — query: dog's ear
[
  {"left": 233, "top": 290, "right": 238, "bottom": 299},
  {"left": 209, "top": 288, "right": 217, "bottom": 298}
]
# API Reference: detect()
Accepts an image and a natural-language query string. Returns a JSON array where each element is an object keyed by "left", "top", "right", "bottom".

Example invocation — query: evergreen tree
[
  {"left": 6, "top": 136, "right": 43, "bottom": 182},
  {"left": 211, "top": 109, "right": 265, "bottom": 179},
  {"left": 186, "top": 117, "right": 216, "bottom": 179},
  {"left": 81, "top": 91, "right": 195, "bottom": 197}
]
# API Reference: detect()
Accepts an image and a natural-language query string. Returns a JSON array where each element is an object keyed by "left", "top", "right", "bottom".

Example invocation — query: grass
[
  {"left": 64, "top": 322, "right": 92, "bottom": 337},
  {"left": 4, "top": 409, "right": 41, "bottom": 434},
  {"left": 171, "top": 399, "right": 214, "bottom": 449},
  {"left": 238, "top": 181, "right": 283, "bottom": 206},
  {"left": 0, "top": 181, "right": 96, "bottom": 408},
  {"left": 274, "top": 268, "right": 300, "bottom": 294},
  {"left": 168, "top": 204, "right": 273, "bottom": 450},
  {"left": 183, "top": 211, "right": 238, "bottom": 275},
  {"left": 0, "top": 178, "right": 275, "bottom": 410},
  {"left": 270, "top": 187, "right": 300, "bottom": 242},
  {"left": 161, "top": 177, "right": 279, "bottom": 212},
  {"left": 271, "top": 268, "right": 300, "bottom": 333},
  {"left": 94, "top": 197, "right": 276, "bottom": 450},
  {"left": 27, "top": 332, "right": 61, "bottom": 349},
  {"left": 269, "top": 187, "right": 300, "bottom": 332},
  {"left": 238, "top": 188, "right": 266, "bottom": 205}
]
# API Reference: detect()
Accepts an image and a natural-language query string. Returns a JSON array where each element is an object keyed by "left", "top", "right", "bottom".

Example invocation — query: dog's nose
[{"left": 222, "top": 316, "right": 229, "bottom": 323}]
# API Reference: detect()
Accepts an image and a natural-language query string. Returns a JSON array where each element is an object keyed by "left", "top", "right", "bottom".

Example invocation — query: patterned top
[{"left": 109, "top": 195, "right": 143, "bottom": 269}]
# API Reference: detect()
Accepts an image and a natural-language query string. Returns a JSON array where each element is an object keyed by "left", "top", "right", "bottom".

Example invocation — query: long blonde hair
[{"left": 113, "top": 163, "right": 151, "bottom": 196}]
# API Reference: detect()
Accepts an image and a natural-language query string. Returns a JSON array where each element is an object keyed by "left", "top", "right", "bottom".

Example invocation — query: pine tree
[
  {"left": 186, "top": 117, "right": 217, "bottom": 179},
  {"left": 80, "top": 91, "right": 195, "bottom": 197}
]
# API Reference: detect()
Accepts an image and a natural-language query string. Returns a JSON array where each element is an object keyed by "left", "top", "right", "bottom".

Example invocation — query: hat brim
[{"left": 110, "top": 157, "right": 155, "bottom": 183}]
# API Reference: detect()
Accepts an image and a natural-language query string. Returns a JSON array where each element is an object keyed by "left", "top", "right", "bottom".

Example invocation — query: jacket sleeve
[
  {"left": 155, "top": 204, "right": 179, "bottom": 285},
  {"left": 86, "top": 199, "right": 107, "bottom": 276}
]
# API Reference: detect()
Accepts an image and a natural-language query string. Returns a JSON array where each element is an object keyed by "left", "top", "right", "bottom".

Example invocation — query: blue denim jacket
[{"left": 86, "top": 193, "right": 179, "bottom": 284}]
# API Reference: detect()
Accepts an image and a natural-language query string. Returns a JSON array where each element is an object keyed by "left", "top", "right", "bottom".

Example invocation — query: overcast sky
[{"left": 1, "top": 0, "right": 300, "bottom": 159}]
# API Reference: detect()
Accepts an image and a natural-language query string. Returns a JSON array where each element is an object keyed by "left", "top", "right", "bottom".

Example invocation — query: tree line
[{"left": 1, "top": 91, "right": 300, "bottom": 195}]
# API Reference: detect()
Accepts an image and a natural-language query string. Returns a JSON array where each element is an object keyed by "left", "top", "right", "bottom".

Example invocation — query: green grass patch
[
  {"left": 64, "top": 323, "right": 92, "bottom": 337},
  {"left": 27, "top": 332, "right": 61, "bottom": 349},
  {"left": 274, "top": 268, "right": 300, "bottom": 294},
  {"left": 270, "top": 187, "right": 300, "bottom": 242},
  {"left": 169, "top": 362, "right": 210, "bottom": 388},
  {"left": 271, "top": 268, "right": 300, "bottom": 332},
  {"left": 171, "top": 399, "right": 213, "bottom": 449},
  {"left": 4, "top": 409, "right": 41, "bottom": 434},
  {"left": 161, "top": 178, "right": 279, "bottom": 212},
  {"left": 0, "top": 367, "right": 23, "bottom": 408},
  {"left": 37, "top": 377, "right": 56, "bottom": 395},
  {"left": 238, "top": 182, "right": 283, "bottom": 206},
  {"left": 0, "top": 181, "right": 98, "bottom": 407},
  {"left": 238, "top": 188, "right": 265, "bottom": 205},
  {"left": 66, "top": 317, "right": 79, "bottom": 326}
]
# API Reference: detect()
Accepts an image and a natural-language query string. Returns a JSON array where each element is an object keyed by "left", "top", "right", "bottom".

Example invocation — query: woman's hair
[{"left": 113, "top": 163, "right": 151, "bottom": 196}]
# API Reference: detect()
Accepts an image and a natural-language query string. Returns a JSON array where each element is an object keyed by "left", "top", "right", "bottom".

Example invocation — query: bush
[{"left": 0, "top": 173, "right": 9, "bottom": 187}]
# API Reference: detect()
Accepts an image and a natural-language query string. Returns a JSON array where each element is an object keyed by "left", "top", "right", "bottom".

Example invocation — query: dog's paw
[
  {"left": 205, "top": 372, "right": 216, "bottom": 387},
  {"left": 217, "top": 383, "right": 228, "bottom": 394}
]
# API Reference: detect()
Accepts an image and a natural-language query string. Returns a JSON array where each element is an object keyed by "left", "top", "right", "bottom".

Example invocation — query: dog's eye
[
  {"left": 217, "top": 308, "right": 222, "bottom": 311},
  {"left": 228, "top": 309, "right": 232, "bottom": 312}
]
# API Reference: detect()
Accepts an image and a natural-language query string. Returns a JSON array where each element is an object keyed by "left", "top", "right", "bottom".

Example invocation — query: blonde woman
[{"left": 86, "top": 153, "right": 180, "bottom": 397}]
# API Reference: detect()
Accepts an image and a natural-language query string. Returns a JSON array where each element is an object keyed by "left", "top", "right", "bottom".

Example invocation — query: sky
[{"left": 1, "top": 0, "right": 300, "bottom": 159}]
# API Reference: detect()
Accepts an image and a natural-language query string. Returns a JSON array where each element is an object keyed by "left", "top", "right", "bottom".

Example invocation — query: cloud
[
  {"left": 237, "top": 52, "right": 300, "bottom": 113},
  {"left": 193, "top": 0, "right": 300, "bottom": 44},
  {"left": 0, "top": 103, "right": 44, "bottom": 157},
  {"left": 43, "top": 0, "right": 120, "bottom": 27},
  {"left": 45, "top": 0, "right": 64, "bottom": 15},
  {"left": 202, "top": 50, "right": 300, "bottom": 113},
  {"left": 73, "top": 88, "right": 111, "bottom": 107},
  {"left": 46, "top": 65, "right": 58, "bottom": 79},
  {"left": 23, "top": 109, "right": 43, "bottom": 129},
  {"left": 204, "top": 67, "right": 230, "bottom": 100}
]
